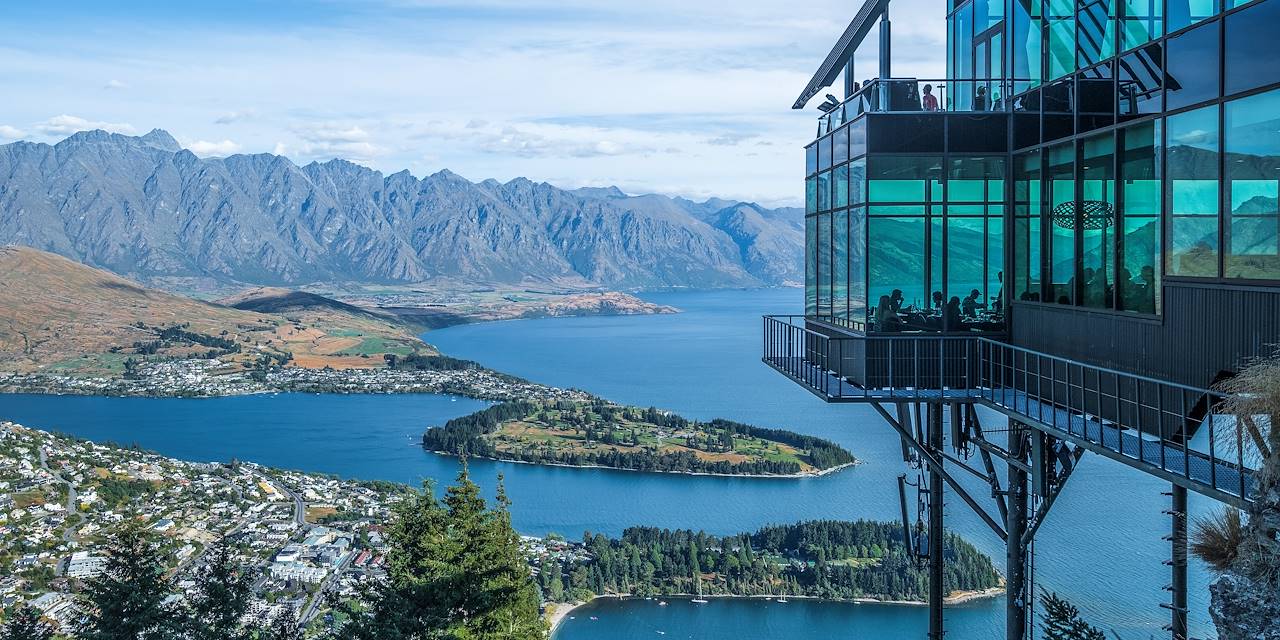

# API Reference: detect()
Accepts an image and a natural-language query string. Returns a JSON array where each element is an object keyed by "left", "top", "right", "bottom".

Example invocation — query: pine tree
[
  {"left": 80, "top": 516, "right": 183, "bottom": 640},
  {"left": 1039, "top": 590, "right": 1106, "bottom": 640},
  {"left": 1, "top": 605, "right": 54, "bottom": 640},
  {"left": 340, "top": 466, "right": 546, "bottom": 639},
  {"left": 187, "top": 537, "right": 252, "bottom": 640},
  {"left": 265, "top": 608, "right": 304, "bottom": 640}
]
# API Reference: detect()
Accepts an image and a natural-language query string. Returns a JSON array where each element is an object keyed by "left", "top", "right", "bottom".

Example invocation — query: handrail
[{"left": 761, "top": 314, "right": 1255, "bottom": 505}]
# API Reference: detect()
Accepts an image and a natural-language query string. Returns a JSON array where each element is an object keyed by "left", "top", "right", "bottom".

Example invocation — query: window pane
[
  {"left": 1121, "top": 0, "right": 1163, "bottom": 49},
  {"left": 849, "top": 118, "right": 868, "bottom": 158},
  {"left": 1224, "top": 89, "right": 1280, "bottom": 279},
  {"left": 1119, "top": 120, "right": 1162, "bottom": 313},
  {"left": 1165, "top": 22, "right": 1221, "bottom": 110},
  {"left": 834, "top": 208, "right": 850, "bottom": 320},
  {"left": 850, "top": 158, "right": 867, "bottom": 205},
  {"left": 834, "top": 126, "right": 850, "bottom": 164},
  {"left": 868, "top": 156, "right": 944, "bottom": 202},
  {"left": 817, "top": 212, "right": 832, "bottom": 317},
  {"left": 948, "top": 217, "right": 988, "bottom": 310},
  {"left": 818, "top": 170, "right": 832, "bottom": 211},
  {"left": 1081, "top": 133, "right": 1116, "bottom": 308},
  {"left": 806, "top": 177, "right": 818, "bottom": 214},
  {"left": 1012, "top": 0, "right": 1043, "bottom": 92},
  {"left": 869, "top": 217, "right": 927, "bottom": 328},
  {"left": 1077, "top": 64, "right": 1116, "bottom": 133},
  {"left": 931, "top": 217, "right": 944, "bottom": 308},
  {"left": 988, "top": 216, "right": 1006, "bottom": 313},
  {"left": 949, "top": 157, "right": 1007, "bottom": 203},
  {"left": 1167, "top": 0, "right": 1219, "bottom": 32},
  {"left": 849, "top": 208, "right": 868, "bottom": 324},
  {"left": 834, "top": 164, "right": 851, "bottom": 209},
  {"left": 1167, "top": 105, "right": 1221, "bottom": 277},
  {"left": 1078, "top": 0, "right": 1118, "bottom": 68},
  {"left": 1225, "top": 0, "right": 1280, "bottom": 96},
  {"left": 1014, "top": 150, "right": 1044, "bottom": 301},
  {"left": 818, "top": 134, "right": 833, "bottom": 169},
  {"left": 1047, "top": 19, "right": 1077, "bottom": 80},
  {"left": 806, "top": 144, "right": 818, "bottom": 176},
  {"left": 806, "top": 215, "right": 817, "bottom": 316},
  {"left": 1048, "top": 143, "right": 1076, "bottom": 304},
  {"left": 1118, "top": 45, "right": 1163, "bottom": 120}
]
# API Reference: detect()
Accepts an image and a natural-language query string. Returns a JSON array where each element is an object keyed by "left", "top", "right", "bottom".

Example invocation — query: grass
[
  {"left": 13, "top": 491, "right": 47, "bottom": 509},
  {"left": 305, "top": 506, "right": 339, "bottom": 523},
  {"left": 48, "top": 352, "right": 131, "bottom": 374},
  {"left": 486, "top": 406, "right": 815, "bottom": 471},
  {"left": 338, "top": 337, "right": 416, "bottom": 357}
]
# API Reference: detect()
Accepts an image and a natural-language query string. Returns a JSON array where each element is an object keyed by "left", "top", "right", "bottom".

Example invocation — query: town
[
  {"left": 0, "top": 421, "right": 412, "bottom": 634},
  {"left": 0, "top": 358, "right": 591, "bottom": 403}
]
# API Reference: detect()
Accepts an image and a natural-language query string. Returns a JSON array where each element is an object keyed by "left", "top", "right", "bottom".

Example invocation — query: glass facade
[{"left": 806, "top": 0, "right": 1280, "bottom": 336}]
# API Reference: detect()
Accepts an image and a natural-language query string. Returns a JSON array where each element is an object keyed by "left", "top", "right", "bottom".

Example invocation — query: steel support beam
[
  {"left": 928, "top": 404, "right": 945, "bottom": 640},
  {"left": 1006, "top": 420, "right": 1029, "bottom": 640},
  {"left": 1169, "top": 485, "right": 1189, "bottom": 640}
]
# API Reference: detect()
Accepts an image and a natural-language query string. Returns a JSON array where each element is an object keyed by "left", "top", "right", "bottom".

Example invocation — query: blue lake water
[{"left": 0, "top": 288, "right": 1221, "bottom": 638}]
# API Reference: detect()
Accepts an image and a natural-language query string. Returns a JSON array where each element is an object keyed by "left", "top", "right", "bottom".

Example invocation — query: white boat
[{"left": 691, "top": 574, "right": 709, "bottom": 604}]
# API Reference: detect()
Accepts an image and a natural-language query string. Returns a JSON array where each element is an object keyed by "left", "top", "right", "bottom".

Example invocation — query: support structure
[
  {"left": 1006, "top": 420, "right": 1029, "bottom": 640},
  {"left": 1168, "top": 485, "right": 1188, "bottom": 640},
  {"left": 927, "top": 404, "right": 945, "bottom": 640}
]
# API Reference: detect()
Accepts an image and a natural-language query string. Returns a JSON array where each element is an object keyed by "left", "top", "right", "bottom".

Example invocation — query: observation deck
[{"left": 762, "top": 315, "right": 1258, "bottom": 508}]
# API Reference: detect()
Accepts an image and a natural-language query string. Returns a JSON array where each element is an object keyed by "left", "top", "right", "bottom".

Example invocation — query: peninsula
[
  {"left": 423, "top": 400, "right": 856, "bottom": 477},
  {"left": 532, "top": 520, "right": 1003, "bottom": 627}
]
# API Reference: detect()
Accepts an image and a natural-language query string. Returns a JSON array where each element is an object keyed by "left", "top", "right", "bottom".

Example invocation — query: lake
[{"left": 0, "top": 288, "right": 1222, "bottom": 638}]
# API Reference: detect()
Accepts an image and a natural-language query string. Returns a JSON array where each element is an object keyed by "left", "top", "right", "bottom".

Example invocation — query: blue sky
[{"left": 0, "top": 0, "right": 945, "bottom": 206}]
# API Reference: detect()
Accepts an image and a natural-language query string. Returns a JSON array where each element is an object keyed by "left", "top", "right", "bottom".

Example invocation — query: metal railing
[
  {"left": 817, "top": 77, "right": 1025, "bottom": 135},
  {"left": 762, "top": 315, "right": 1257, "bottom": 504}
]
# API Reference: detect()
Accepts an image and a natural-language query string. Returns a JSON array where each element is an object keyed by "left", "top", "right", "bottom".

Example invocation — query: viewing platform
[{"left": 762, "top": 315, "right": 1258, "bottom": 508}]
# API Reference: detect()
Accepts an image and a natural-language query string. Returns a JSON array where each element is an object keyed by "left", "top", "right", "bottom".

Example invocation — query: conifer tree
[
  {"left": 339, "top": 465, "right": 546, "bottom": 639},
  {"left": 187, "top": 537, "right": 252, "bottom": 640},
  {"left": 80, "top": 516, "right": 183, "bottom": 640},
  {"left": 264, "top": 608, "right": 304, "bottom": 640},
  {"left": 1039, "top": 590, "right": 1106, "bottom": 640},
  {"left": 0, "top": 606, "right": 54, "bottom": 640}
]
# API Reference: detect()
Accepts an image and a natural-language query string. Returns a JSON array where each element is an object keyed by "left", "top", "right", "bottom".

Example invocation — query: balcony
[
  {"left": 761, "top": 315, "right": 1258, "bottom": 507},
  {"left": 816, "top": 77, "right": 1025, "bottom": 136}
]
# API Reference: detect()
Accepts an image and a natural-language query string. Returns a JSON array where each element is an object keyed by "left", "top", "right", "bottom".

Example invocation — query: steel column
[
  {"left": 1170, "top": 484, "right": 1188, "bottom": 640},
  {"left": 928, "top": 403, "right": 945, "bottom": 640},
  {"left": 1006, "top": 420, "right": 1029, "bottom": 640}
]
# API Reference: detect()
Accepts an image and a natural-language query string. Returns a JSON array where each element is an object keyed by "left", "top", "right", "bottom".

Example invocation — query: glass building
[
  {"left": 780, "top": 2, "right": 1278, "bottom": 638},
  {"left": 801, "top": 0, "right": 1280, "bottom": 385}
]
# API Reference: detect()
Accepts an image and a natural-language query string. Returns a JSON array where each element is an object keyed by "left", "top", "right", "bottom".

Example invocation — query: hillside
[
  {"left": 0, "top": 130, "right": 803, "bottom": 291},
  {"left": 0, "top": 246, "right": 431, "bottom": 375}
]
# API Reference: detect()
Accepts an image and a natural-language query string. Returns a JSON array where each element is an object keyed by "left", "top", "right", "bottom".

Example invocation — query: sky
[{"left": 0, "top": 0, "right": 947, "bottom": 207}]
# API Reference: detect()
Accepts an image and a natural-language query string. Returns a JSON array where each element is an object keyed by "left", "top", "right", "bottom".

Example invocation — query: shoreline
[
  {"left": 548, "top": 588, "right": 1006, "bottom": 632},
  {"left": 428, "top": 451, "right": 859, "bottom": 479}
]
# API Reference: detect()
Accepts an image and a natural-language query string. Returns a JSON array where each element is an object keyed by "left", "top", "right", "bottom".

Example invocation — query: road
[
  {"left": 299, "top": 551, "right": 354, "bottom": 624},
  {"left": 39, "top": 447, "right": 79, "bottom": 543},
  {"left": 275, "top": 479, "right": 307, "bottom": 526}
]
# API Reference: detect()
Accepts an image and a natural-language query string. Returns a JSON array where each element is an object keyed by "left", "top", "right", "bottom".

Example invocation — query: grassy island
[
  {"left": 422, "top": 400, "right": 856, "bottom": 476},
  {"left": 535, "top": 520, "right": 1003, "bottom": 606}
]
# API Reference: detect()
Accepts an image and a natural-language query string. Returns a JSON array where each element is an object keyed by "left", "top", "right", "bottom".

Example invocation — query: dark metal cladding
[
  {"left": 792, "top": 0, "right": 893, "bottom": 110},
  {"left": 1009, "top": 283, "right": 1280, "bottom": 389}
]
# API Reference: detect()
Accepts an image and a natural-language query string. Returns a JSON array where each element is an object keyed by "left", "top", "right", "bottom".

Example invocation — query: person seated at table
[
  {"left": 890, "top": 289, "right": 905, "bottom": 314},
  {"left": 943, "top": 296, "right": 964, "bottom": 332},
  {"left": 875, "top": 295, "right": 905, "bottom": 332},
  {"left": 962, "top": 289, "right": 986, "bottom": 317},
  {"left": 931, "top": 290, "right": 944, "bottom": 310}
]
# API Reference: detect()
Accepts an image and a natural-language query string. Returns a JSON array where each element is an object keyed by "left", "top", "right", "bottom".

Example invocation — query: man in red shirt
[{"left": 921, "top": 83, "right": 939, "bottom": 111}]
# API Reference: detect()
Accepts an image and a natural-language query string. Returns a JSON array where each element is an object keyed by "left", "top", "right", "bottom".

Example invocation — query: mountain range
[{"left": 0, "top": 129, "right": 802, "bottom": 291}]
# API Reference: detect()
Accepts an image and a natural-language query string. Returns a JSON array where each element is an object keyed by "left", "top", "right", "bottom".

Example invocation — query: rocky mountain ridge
[{"left": 0, "top": 129, "right": 802, "bottom": 291}]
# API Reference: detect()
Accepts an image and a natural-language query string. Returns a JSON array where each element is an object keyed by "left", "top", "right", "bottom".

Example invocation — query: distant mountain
[{"left": 0, "top": 130, "right": 803, "bottom": 291}]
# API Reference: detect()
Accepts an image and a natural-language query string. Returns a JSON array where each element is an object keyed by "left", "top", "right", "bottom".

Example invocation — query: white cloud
[
  {"left": 294, "top": 123, "right": 384, "bottom": 162},
  {"left": 215, "top": 109, "right": 257, "bottom": 125},
  {"left": 103, "top": 79, "right": 128, "bottom": 90},
  {"left": 0, "top": 125, "right": 24, "bottom": 140},
  {"left": 187, "top": 139, "right": 242, "bottom": 156},
  {"left": 37, "top": 114, "right": 136, "bottom": 136}
]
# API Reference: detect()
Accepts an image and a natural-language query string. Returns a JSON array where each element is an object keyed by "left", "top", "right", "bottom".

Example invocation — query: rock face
[
  {"left": 1210, "top": 448, "right": 1280, "bottom": 640},
  {"left": 0, "top": 130, "right": 803, "bottom": 290},
  {"left": 1209, "top": 573, "right": 1280, "bottom": 640}
]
